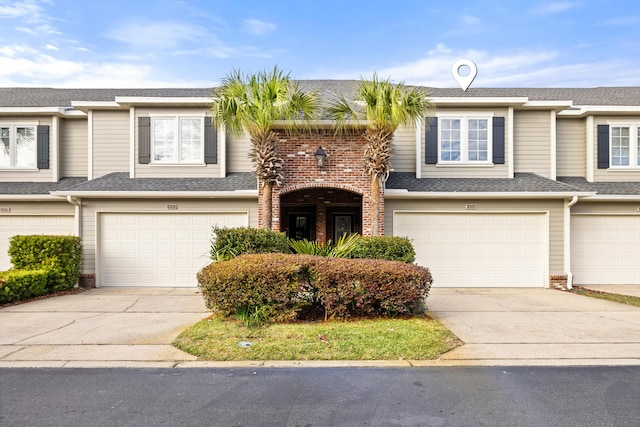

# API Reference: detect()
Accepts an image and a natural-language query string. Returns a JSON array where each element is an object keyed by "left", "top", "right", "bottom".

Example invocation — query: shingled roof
[
  {"left": 0, "top": 177, "right": 87, "bottom": 195},
  {"left": 54, "top": 172, "right": 257, "bottom": 193},
  {"left": 386, "top": 172, "right": 585, "bottom": 193},
  {"left": 3, "top": 83, "right": 640, "bottom": 108},
  {"left": 557, "top": 176, "right": 640, "bottom": 195}
]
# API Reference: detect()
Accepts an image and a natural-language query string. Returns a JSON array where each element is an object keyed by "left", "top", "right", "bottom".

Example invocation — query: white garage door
[
  {"left": 99, "top": 212, "right": 248, "bottom": 287},
  {"left": 394, "top": 212, "right": 547, "bottom": 287},
  {"left": 0, "top": 216, "right": 74, "bottom": 270},
  {"left": 572, "top": 215, "right": 640, "bottom": 285}
]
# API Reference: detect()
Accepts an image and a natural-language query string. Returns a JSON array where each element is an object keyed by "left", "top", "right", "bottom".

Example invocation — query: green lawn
[
  {"left": 573, "top": 287, "right": 640, "bottom": 308},
  {"left": 173, "top": 315, "right": 462, "bottom": 361}
]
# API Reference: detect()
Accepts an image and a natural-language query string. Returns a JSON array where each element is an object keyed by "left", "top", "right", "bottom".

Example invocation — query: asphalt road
[{"left": 1, "top": 366, "right": 639, "bottom": 426}]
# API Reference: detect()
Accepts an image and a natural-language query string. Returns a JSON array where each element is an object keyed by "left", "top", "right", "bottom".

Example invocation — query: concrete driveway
[
  {"left": 427, "top": 287, "right": 640, "bottom": 366},
  {"left": 2, "top": 286, "right": 640, "bottom": 367},
  {"left": 0, "top": 287, "right": 209, "bottom": 368}
]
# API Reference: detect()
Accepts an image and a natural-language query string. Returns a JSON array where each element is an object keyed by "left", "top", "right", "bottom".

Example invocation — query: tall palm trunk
[
  {"left": 250, "top": 130, "right": 284, "bottom": 230},
  {"left": 364, "top": 125, "right": 394, "bottom": 236}
]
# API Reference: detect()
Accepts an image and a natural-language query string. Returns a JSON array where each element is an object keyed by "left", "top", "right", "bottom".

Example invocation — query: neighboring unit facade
[{"left": 2, "top": 83, "right": 640, "bottom": 288}]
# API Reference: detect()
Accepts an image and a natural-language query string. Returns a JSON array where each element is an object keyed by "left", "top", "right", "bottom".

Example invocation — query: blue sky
[{"left": 1, "top": 0, "right": 640, "bottom": 88}]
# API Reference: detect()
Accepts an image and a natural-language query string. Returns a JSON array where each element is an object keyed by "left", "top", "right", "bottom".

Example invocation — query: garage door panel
[
  {"left": 0, "top": 216, "right": 74, "bottom": 270},
  {"left": 100, "top": 212, "right": 248, "bottom": 287},
  {"left": 572, "top": 216, "right": 640, "bottom": 285},
  {"left": 394, "top": 212, "right": 546, "bottom": 287}
]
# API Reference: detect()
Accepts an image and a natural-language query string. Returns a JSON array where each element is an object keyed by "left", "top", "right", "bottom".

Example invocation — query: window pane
[
  {"left": 0, "top": 127, "right": 10, "bottom": 168},
  {"left": 15, "top": 126, "right": 36, "bottom": 168},
  {"left": 153, "top": 118, "right": 175, "bottom": 162},
  {"left": 180, "top": 118, "right": 202, "bottom": 162},
  {"left": 467, "top": 119, "right": 488, "bottom": 162},
  {"left": 440, "top": 119, "right": 461, "bottom": 162},
  {"left": 611, "top": 126, "right": 630, "bottom": 166}
]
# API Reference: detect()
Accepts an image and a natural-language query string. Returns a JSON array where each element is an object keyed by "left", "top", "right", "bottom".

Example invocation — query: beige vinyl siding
[
  {"left": 421, "top": 107, "right": 510, "bottom": 178},
  {"left": 0, "top": 201, "right": 75, "bottom": 216},
  {"left": 385, "top": 198, "right": 565, "bottom": 275},
  {"left": 134, "top": 108, "right": 221, "bottom": 178},
  {"left": 513, "top": 111, "right": 551, "bottom": 178},
  {"left": 60, "top": 118, "right": 88, "bottom": 178},
  {"left": 556, "top": 118, "right": 585, "bottom": 178},
  {"left": 227, "top": 131, "right": 252, "bottom": 173},
  {"left": 0, "top": 116, "right": 53, "bottom": 182},
  {"left": 571, "top": 201, "right": 640, "bottom": 215},
  {"left": 593, "top": 115, "right": 640, "bottom": 182},
  {"left": 390, "top": 124, "right": 416, "bottom": 173},
  {"left": 92, "top": 111, "right": 129, "bottom": 178},
  {"left": 79, "top": 198, "right": 258, "bottom": 274}
]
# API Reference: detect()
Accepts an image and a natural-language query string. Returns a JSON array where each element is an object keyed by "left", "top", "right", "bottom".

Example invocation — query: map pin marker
[{"left": 451, "top": 59, "right": 477, "bottom": 91}]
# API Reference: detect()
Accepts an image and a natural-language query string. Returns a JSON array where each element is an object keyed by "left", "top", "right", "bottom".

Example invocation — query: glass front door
[{"left": 333, "top": 214, "right": 353, "bottom": 242}]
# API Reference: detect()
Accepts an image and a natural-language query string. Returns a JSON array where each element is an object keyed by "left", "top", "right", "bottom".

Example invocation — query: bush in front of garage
[
  {"left": 210, "top": 226, "right": 290, "bottom": 261},
  {"left": 197, "top": 253, "right": 432, "bottom": 324},
  {"left": 0, "top": 269, "right": 49, "bottom": 304},
  {"left": 350, "top": 236, "right": 416, "bottom": 263},
  {"left": 8, "top": 235, "right": 82, "bottom": 292}
]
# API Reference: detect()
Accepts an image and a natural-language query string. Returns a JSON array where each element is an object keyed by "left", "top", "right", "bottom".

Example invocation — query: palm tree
[
  {"left": 211, "top": 67, "right": 320, "bottom": 229},
  {"left": 330, "top": 74, "right": 430, "bottom": 235}
]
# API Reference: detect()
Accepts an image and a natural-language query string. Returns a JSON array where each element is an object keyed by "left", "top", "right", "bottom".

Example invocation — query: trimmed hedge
[
  {"left": 351, "top": 236, "right": 416, "bottom": 263},
  {"left": 0, "top": 269, "right": 49, "bottom": 304},
  {"left": 211, "top": 227, "right": 289, "bottom": 261},
  {"left": 197, "top": 253, "right": 432, "bottom": 322},
  {"left": 8, "top": 235, "right": 82, "bottom": 292}
]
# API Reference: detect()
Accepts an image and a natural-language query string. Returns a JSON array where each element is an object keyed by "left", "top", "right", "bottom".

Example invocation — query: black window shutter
[
  {"left": 492, "top": 117, "right": 505, "bottom": 164},
  {"left": 204, "top": 117, "right": 217, "bottom": 164},
  {"left": 425, "top": 117, "right": 438, "bottom": 164},
  {"left": 138, "top": 117, "right": 151, "bottom": 164},
  {"left": 597, "top": 124, "right": 609, "bottom": 169},
  {"left": 37, "top": 125, "right": 49, "bottom": 169}
]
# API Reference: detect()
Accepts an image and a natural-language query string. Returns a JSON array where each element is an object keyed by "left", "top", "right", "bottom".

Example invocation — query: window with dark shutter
[
  {"left": 597, "top": 124, "right": 609, "bottom": 169},
  {"left": 492, "top": 117, "right": 505, "bottom": 164},
  {"left": 138, "top": 117, "right": 151, "bottom": 164},
  {"left": 425, "top": 117, "right": 438, "bottom": 164},
  {"left": 204, "top": 117, "right": 217, "bottom": 164},
  {"left": 37, "top": 125, "right": 49, "bottom": 169}
]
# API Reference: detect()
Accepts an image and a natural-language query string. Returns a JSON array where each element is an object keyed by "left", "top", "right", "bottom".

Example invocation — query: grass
[
  {"left": 173, "top": 314, "right": 462, "bottom": 361},
  {"left": 573, "top": 287, "right": 640, "bottom": 308}
]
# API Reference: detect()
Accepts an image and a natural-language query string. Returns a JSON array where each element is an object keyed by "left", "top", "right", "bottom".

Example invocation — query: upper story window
[
  {"left": 152, "top": 117, "right": 204, "bottom": 164},
  {"left": 0, "top": 125, "right": 37, "bottom": 169},
  {"left": 610, "top": 125, "right": 640, "bottom": 167},
  {"left": 438, "top": 116, "right": 492, "bottom": 164}
]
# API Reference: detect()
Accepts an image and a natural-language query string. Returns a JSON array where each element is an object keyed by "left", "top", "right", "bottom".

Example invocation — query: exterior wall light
[{"left": 315, "top": 146, "right": 327, "bottom": 168}]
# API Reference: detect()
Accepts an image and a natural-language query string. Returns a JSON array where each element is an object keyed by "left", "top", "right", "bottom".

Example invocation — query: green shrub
[
  {"left": 289, "top": 233, "right": 360, "bottom": 258},
  {"left": 8, "top": 235, "right": 82, "bottom": 292},
  {"left": 197, "top": 253, "right": 432, "bottom": 323},
  {"left": 0, "top": 269, "right": 49, "bottom": 304},
  {"left": 197, "top": 253, "right": 315, "bottom": 323},
  {"left": 351, "top": 236, "right": 416, "bottom": 263},
  {"left": 210, "top": 227, "right": 289, "bottom": 261}
]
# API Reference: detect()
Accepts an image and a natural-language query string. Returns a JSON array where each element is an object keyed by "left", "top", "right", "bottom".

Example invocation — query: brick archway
[{"left": 256, "top": 129, "right": 383, "bottom": 238}]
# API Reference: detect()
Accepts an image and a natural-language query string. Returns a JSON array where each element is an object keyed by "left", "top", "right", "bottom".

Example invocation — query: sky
[{"left": 1, "top": 0, "right": 640, "bottom": 88}]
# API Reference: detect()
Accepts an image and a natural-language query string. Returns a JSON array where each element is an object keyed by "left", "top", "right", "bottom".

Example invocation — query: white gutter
[
  {"left": 579, "top": 195, "right": 640, "bottom": 201},
  {"left": 0, "top": 195, "right": 66, "bottom": 201},
  {"left": 384, "top": 190, "right": 595, "bottom": 199},
  {"left": 564, "top": 195, "right": 579, "bottom": 290},
  {"left": 66, "top": 195, "right": 82, "bottom": 237},
  {"left": 51, "top": 190, "right": 258, "bottom": 199}
]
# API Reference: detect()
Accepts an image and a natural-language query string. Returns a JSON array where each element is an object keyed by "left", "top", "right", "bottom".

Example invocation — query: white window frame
[
  {"left": 150, "top": 116, "right": 205, "bottom": 165},
  {"left": 0, "top": 123, "right": 38, "bottom": 170},
  {"left": 608, "top": 122, "right": 640, "bottom": 169},
  {"left": 436, "top": 113, "right": 493, "bottom": 165}
]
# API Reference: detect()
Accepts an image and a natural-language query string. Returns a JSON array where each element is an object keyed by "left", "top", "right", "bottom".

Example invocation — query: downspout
[
  {"left": 67, "top": 195, "right": 82, "bottom": 238},
  {"left": 564, "top": 195, "right": 579, "bottom": 289}
]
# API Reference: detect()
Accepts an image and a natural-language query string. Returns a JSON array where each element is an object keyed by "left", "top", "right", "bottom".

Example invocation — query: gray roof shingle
[
  {"left": 0, "top": 177, "right": 87, "bottom": 195},
  {"left": 56, "top": 172, "right": 256, "bottom": 193},
  {"left": 3, "top": 84, "right": 640, "bottom": 108},
  {"left": 557, "top": 176, "right": 640, "bottom": 195},
  {"left": 386, "top": 172, "right": 584, "bottom": 193}
]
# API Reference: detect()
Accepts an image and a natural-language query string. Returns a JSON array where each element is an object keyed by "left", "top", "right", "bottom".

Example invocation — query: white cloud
[
  {"left": 241, "top": 18, "right": 276, "bottom": 36},
  {"left": 462, "top": 15, "right": 480, "bottom": 25},
  {"left": 599, "top": 15, "right": 640, "bottom": 26},
  {"left": 532, "top": 1, "right": 576, "bottom": 15},
  {"left": 0, "top": 0, "right": 43, "bottom": 19},
  {"left": 44, "top": 43, "right": 57, "bottom": 51}
]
